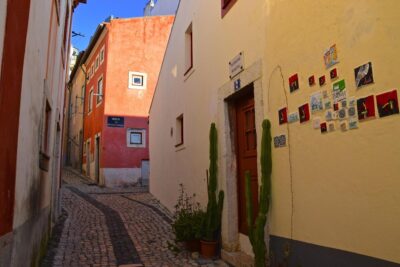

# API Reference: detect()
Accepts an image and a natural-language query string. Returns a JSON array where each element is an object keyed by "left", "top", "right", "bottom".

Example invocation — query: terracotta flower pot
[
  {"left": 200, "top": 239, "right": 218, "bottom": 259},
  {"left": 185, "top": 239, "right": 200, "bottom": 252}
]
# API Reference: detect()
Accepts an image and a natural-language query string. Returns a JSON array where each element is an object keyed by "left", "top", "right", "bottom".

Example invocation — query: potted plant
[
  {"left": 200, "top": 123, "right": 224, "bottom": 259},
  {"left": 172, "top": 184, "right": 204, "bottom": 252}
]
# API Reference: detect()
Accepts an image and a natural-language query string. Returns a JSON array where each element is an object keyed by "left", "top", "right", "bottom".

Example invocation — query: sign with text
[
  {"left": 229, "top": 52, "right": 244, "bottom": 79},
  {"left": 107, "top": 116, "right": 125, "bottom": 128}
]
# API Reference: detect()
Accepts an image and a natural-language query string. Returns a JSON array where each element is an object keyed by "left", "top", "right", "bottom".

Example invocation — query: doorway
[
  {"left": 86, "top": 140, "right": 90, "bottom": 177},
  {"left": 95, "top": 135, "right": 100, "bottom": 184},
  {"left": 234, "top": 91, "right": 259, "bottom": 235},
  {"left": 141, "top": 160, "right": 149, "bottom": 186}
]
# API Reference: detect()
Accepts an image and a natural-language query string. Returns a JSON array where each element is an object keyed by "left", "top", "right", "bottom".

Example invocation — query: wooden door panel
[{"left": 235, "top": 95, "right": 258, "bottom": 235}]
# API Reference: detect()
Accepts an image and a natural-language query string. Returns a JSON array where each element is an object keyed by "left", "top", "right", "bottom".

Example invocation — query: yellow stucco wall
[
  {"left": 150, "top": 0, "right": 400, "bottom": 263},
  {"left": 265, "top": 0, "right": 400, "bottom": 263}
]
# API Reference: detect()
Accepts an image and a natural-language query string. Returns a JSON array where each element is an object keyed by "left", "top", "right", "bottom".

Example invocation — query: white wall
[
  {"left": 13, "top": 0, "right": 72, "bottom": 228},
  {"left": 150, "top": 0, "right": 266, "bottom": 256},
  {"left": 151, "top": 0, "right": 179, "bottom": 16}
]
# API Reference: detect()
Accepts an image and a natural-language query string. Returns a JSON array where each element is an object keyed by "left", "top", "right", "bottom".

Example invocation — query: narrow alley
[
  {"left": 2, "top": 0, "right": 400, "bottom": 266},
  {"left": 41, "top": 170, "right": 228, "bottom": 267}
]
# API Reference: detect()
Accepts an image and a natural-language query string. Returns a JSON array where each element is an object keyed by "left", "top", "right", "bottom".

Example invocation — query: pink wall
[
  {"left": 102, "top": 116, "right": 149, "bottom": 168},
  {"left": 101, "top": 16, "right": 174, "bottom": 168},
  {"left": 105, "top": 16, "right": 175, "bottom": 116}
]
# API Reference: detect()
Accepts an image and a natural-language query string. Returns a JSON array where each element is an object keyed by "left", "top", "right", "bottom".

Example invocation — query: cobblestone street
[{"left": 41, "top": 170, "right": 229, "bottom": 267}]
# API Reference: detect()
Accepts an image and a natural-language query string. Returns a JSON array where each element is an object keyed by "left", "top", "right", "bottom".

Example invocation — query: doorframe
[
  {"left": 217, "top": 60, "right": 265, "bottom": 253},
  {"left": 86, "top": 138, "right": 91, "bottom": 177},
  {"left": 94, "top": 132, "right": 101, "bottom": 185}
]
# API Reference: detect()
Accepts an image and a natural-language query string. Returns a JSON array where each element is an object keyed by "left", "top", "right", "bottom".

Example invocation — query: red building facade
[{"left": 82, "top": 16, "right": 174, "bottom": 187}]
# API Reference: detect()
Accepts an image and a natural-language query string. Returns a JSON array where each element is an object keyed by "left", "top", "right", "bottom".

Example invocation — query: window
[
  {"left": 128, "top": 71, "right": 147, "bottom": 90},
  {"left": 81, "top": 85, "right": 85, "bottom": 104},
  {"left": 88, "top": 88, "right": 94, "bottom": 113},
  {"left": 97, "top": 77, "right": 103, "bottom": 104},
  {"left": 127, "top": 129, "right": 146, "bottom": 148},
  {"left": 40, "top": 101, "right": 52, "bottom": 171},
  {"left": 62, "top": 6, "right": 70, "bottom": 53},
  {"left": 95, "top": 56, "right": 99, "bottom": 70},
  {"left": 69, "top": 103, "right": 73, "bottom": 118},
  {"left": 91, "top": 65, "right": 94, "bottom": 77},
  {"left": 184, "top": 24, "right": 193, "bottom": 75},
  {"left": 83, "top": 140, "right": 87, "bottom": 156},
  {"left": 176, "top": 114, "right": 184, "bottom": 146},
  {"left": 222, "top": 0, "right": 232, "bottom": 8},
  {"left": 43, "top": 102, "right": 52, "bottom": 154},
  {"left": 130, "top": 132, "right": 142, "bottom": 144},
  {"left": 100, "top": 46, "right": 105, "bottom": 64},
  {"left": 55, "top": 0, "right": 61, "bottom": 24},
  {"left": 75, "top": 95, "right": 78, "bottom": 114},
  {"left": 221, "top": 0, "right": 237, "bottom": 17}
]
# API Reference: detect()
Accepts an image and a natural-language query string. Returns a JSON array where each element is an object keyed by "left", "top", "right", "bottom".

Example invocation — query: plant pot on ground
[
  {"left": 172, "top": 184, "right": 204, "bottom": 252},
  {"left": 185, "top": 239, "right": 201, "bottom": 252},
  {"left": 200, "top": 239, "right": 218, "bottom": 258}
]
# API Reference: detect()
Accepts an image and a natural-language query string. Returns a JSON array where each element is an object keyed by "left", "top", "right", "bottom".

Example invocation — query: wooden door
[{"left": 235, "top": 95, "right": 258, "bottom": 235}]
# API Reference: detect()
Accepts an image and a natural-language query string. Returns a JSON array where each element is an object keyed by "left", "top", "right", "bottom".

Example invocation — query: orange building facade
[{"left": 82, "top": 16, "right": 174, "bottom": 187}]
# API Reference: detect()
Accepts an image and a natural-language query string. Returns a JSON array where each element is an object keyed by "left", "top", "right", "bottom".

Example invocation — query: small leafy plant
[{"left": 172, "top": 184, "right": 205, "bottom": 242}]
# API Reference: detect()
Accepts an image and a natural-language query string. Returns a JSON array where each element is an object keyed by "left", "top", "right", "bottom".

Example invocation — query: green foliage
[
  {"left": 172, "top": 184, "right": 205, "bottom": 242},
  {"left": 167, "top": 240, "right": 181, "bottom": 254},
  {"left": 245, "top": 119, "right": 272, "bottom": 267},
  {"left": 203, "top": 123, "right": 224, "bottom": 241}
]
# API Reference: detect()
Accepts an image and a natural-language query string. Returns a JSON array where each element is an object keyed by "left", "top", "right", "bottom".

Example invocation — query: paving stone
[{"left": 41, "top": 169, "right": 228, "bottom": 267}]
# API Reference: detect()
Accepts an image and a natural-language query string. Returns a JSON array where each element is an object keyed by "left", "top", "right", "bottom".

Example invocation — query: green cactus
[
  {"left": 203, "top": 123, "right": 225, "bottom": 241},
  {"left": 245, "top": 119, "right": 272, "bottom": 267}
]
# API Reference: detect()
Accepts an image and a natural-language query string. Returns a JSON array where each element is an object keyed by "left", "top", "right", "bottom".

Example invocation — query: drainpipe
[{"left": 80, "top": 64, "right": 88, "bottom": 174}]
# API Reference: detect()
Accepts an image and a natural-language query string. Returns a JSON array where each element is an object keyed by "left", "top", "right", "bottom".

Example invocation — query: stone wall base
[
  {"left": 222, "top": 250, "right": 255, "bottom": 267},
  {"left": 0, "top": 206, "right": 51, "bottom": 267}
]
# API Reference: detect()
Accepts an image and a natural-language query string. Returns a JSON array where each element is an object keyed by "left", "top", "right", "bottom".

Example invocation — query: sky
[{"left": 72, "top": 0, "right": 150, "bottom": 51}]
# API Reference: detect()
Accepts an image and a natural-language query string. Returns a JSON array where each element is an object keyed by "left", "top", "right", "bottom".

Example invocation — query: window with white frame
[
  {"left": 100, "top": 46, "right": 105, "bottom": 64},
  {"left": 88, "top": 88, "right": 94, "bottom": 112},
  {"left": 97, "top": 77, "right": 103, "bottom": 104},
  {"left": 95, "top": 56, "right": 99, "bottom": 70},
  {"left": 127, "top": 128, "right": 146, "bottom": 148},
  {"left": 128, "top": 71, "right": 147, "bottom": 90}
]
